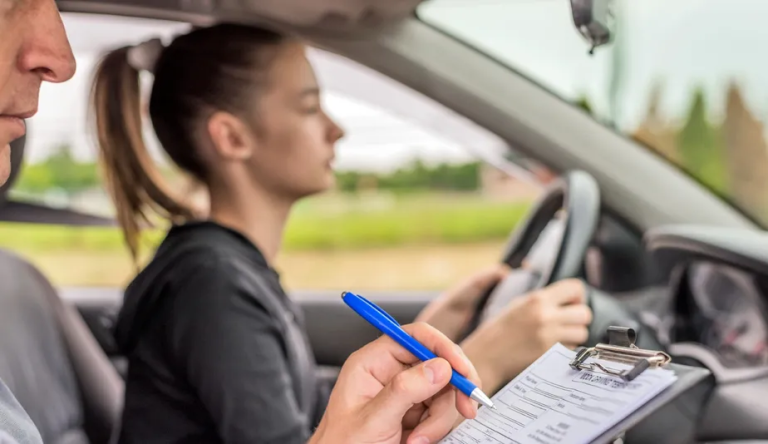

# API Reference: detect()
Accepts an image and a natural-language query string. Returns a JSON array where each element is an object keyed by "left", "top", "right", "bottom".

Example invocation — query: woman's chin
[
  {"left": 314, "top": 173, "right": 336, "bottom": 194},
  {"left": 292, "top": 178, "right": 334, "bottom": 200}
]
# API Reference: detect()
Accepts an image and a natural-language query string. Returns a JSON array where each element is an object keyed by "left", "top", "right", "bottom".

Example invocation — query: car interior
[{"left": 1, "top": 0, "right": 767, "bottom": 443}]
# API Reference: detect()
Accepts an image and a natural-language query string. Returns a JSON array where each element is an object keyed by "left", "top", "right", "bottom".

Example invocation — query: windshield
[{"left": 418, "top": 0, "right": 768, "bottom": 226}]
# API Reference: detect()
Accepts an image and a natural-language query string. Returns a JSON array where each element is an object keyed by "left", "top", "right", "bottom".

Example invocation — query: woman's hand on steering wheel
[
  {"left": 460, "top": 279, "right": 592, "bottom": 395},
  {"left": 416, "top": 265, "right": 510, "bottom": 341}
]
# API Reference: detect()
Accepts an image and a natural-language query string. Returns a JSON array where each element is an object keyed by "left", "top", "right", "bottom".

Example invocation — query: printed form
[{"left": 441, "top": 343, "right": 677, "bottom": 444}]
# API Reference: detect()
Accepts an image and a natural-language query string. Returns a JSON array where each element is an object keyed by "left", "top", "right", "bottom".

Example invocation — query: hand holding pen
[
  {"left": 310, "top": 321, "right": 483, "bottom": 444},
  {"left": 342, "top": 291, "right": 495, "bottom": 409}
]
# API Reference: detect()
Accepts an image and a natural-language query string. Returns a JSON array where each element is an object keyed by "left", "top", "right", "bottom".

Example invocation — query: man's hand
[
  {"left": 416, "top": 265, "right": 509, "bottom": 341},
  {"left": 309, "top": 323, "right": 482, "bottom": 444},
  {"left": 461, "top": 279, "right": 591, "bottom": 395}
]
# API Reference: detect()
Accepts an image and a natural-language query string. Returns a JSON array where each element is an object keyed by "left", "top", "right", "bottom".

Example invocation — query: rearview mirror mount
[{"left": 570, "top": 0, "right": 615, "bottom": 55}]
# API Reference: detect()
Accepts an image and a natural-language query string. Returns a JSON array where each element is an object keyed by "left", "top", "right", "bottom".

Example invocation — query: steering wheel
[{"left": 465, "top": 170, "right": 601, "bottom": 335}]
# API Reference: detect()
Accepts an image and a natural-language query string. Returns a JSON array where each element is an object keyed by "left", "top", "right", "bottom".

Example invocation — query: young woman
[{"left": 92, "top": 23, "right": 591, "bottom": 444}]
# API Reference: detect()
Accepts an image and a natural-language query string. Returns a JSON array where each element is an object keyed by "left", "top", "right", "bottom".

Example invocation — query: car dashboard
[
  {"left": 642, "top": 225, "right": 768, "bottom": 442},
  {"left": 677, "top": 261, "right": 768, "bottom": 368}
]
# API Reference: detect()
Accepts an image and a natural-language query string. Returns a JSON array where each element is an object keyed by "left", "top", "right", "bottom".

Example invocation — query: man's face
[{"left": 0, "top": 0, "right": 75, "bottom": 185}]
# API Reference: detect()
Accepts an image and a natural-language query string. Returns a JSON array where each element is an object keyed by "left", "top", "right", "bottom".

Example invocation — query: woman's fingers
[
  {"left": 555, "top": 303, "right": 593, "bottom": 325},
  {"left": 545, "top": 279, "right": 587, "bottom": 306},
  {"left": 557, "top": 325, "right": 590, "bottom": 346}
]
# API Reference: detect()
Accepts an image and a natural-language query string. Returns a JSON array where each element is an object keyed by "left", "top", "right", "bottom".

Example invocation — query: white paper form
[{"left": 441, "top": 343, "right": 677, "bottom": 444}]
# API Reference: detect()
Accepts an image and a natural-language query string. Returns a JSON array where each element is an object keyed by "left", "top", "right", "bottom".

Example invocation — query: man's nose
[{"left": 19, "top": 0, "right": 76, "bottom": 84}]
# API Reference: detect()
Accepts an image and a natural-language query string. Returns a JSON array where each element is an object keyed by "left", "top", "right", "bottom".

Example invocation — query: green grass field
[{"left": 0, "top": 193, "right": 531, "bottom": 288}]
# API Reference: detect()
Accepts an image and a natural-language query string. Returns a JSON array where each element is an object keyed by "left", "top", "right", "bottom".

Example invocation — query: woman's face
[{"left": 244, "top": 42, "right": 344, "bottom": 200}]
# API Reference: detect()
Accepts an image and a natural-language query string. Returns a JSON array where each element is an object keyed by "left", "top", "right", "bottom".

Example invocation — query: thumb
[
  {"left": 472, "top": 264, "right": 509, "bottom": 291},
  {"left": 362, "top": 358, "right": 452, "bottom": 427}
]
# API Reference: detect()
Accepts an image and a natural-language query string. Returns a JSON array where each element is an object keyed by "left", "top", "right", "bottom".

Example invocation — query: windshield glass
[{"left": 418, "top": 0, "right": 768, "bottom": 226}]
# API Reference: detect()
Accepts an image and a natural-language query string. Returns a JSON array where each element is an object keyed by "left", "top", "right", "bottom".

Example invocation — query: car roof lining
[{"left": 57, "top": 0, "right": 424, "bottom": 34}]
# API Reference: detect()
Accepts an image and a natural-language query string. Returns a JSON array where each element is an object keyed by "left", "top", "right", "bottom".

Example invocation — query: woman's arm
[
  {"left": 166, "top": 259, "right": 311, "bottom": 444},
  {"left": 415, "top": 265, "right": 508, "bottom": 341}
]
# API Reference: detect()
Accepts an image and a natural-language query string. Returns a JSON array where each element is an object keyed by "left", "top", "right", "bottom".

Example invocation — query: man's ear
[{"left": 206, "top": 111, "right": 256, "bottom": 161}]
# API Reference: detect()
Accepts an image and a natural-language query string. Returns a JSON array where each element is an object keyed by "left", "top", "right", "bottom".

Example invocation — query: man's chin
[{"left": 0, "top": 143, "right": 11, "bottom": 187}]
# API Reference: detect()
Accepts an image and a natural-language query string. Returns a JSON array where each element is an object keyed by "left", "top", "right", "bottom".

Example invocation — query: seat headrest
[{"left": 0, "top": 132, "right": 25, "bottom": 206}]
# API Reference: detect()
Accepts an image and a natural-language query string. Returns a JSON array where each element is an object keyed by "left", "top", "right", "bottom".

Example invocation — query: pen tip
[{"left": 470, "top": 388, "right": 495, "bottom": 410}]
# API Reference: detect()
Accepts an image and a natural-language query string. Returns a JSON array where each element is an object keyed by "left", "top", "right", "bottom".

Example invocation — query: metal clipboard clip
[{"left": 569, "top": 326, "right": 672, "bottom": 382}]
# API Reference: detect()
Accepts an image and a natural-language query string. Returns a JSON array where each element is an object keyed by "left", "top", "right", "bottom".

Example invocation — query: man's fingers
[
  {"left": 455, "top": 391, "right": 479, "bottom": 420},
  {"left": 399, "top": 323, "right": 481, "bottom": 388},
  {"left": 406, "top": 389, "right": 459, "bottom": 444},
  {"left": 402, "top": 403, "right": 428, "bottom": 431},
  {"left": 363, "top": 358, "right": 453, "bottom": 427},
  {"left": 350, "top": 322, "right": 482, "bottom": 407},
  {"left": 555, "top": 304, "right": 593, "bottom": 325}
]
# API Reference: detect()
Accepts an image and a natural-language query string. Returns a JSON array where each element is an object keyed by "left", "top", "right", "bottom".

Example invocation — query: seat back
[{"left": 0, "top": 250, "right": 123, "bottom": 444}]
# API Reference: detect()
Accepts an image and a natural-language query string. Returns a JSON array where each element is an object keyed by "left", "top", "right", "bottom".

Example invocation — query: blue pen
[{"left": 342, "top": 291, "right": 495, "bottom": 410}]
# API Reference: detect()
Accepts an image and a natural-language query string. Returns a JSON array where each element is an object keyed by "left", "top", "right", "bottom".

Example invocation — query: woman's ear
[{"left": 206, "top": 111, "right": 256, "bottom": 161}]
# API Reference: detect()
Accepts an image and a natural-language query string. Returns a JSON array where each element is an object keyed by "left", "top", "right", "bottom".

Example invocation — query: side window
[
  {"left": 0, "top": 16, "right": 547, "bottom": 291},
  {"left": 278, "top": 49, "right": 547, "bottom": 291}
]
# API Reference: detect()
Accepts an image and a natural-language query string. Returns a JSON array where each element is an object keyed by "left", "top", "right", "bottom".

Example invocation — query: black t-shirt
[{"left": 113, "top": 222, "right": 323, "bottom": 444}]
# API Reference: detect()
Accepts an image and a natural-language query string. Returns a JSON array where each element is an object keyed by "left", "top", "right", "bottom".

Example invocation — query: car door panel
[
  {"left": 61, "top": 288, "right": 435, "bottom": 379},
  {"left": 293, "top": 290, "right": 435, "bottom": 367}
]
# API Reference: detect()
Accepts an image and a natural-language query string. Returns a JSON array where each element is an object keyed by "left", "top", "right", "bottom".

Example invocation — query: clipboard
[{"left": 569, "top": 327, "right": 714, "bottom": 444}]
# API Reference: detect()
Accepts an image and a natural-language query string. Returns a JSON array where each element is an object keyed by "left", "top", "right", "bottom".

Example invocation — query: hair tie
[{"left": 127, "top": 38, "right": 165, "bottom": 74}]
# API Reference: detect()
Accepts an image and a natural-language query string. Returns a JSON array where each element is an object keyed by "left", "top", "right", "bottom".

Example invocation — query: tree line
[{"left": 14, "top": 146, "right": 483, "bottom": 195}]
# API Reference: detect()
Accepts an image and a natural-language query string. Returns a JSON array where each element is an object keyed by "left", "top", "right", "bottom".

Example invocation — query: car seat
[{"left": 0, "top": 136, "right": 123, "bottom": 444}]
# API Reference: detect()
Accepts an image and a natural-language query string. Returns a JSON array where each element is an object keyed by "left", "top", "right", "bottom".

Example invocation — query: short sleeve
[{"left": 165, "top": 259, "right": 310, "bottom": 444}]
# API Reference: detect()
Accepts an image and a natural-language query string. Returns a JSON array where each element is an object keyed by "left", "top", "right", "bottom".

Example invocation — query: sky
[{"left": 26, "top": 0, "right": 768, "bottom": 172}]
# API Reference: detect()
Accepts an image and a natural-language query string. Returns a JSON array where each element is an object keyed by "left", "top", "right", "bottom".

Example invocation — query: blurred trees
[
  {"left": 335, "top": 160, "right": 482, "bottom": 193},
  {"left": 721, "top": 83, "right": 768, "bottom": 217},
  {"left": 675, "top": 87, "right": 728, "bottom": 194},
  {"left": 14, "top": 144, "right": 100, "bottom": 194},
  {"left": 14, "top": 147, "right": 483, "bottom": 196},
  {"left": 633, "top": 81, "right": 768, "bottom": 224}
]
